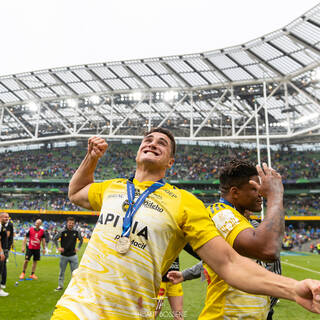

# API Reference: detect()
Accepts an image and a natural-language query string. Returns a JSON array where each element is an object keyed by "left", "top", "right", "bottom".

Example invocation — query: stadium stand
[{"left": 1, "top": 143, "right": 320, "bottom": 217}]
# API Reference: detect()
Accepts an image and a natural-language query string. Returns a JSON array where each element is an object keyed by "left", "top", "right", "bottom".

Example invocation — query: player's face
[
  {"left": 136, "top": 132, "right": 174, "bottom": 170},
  {"left": 236, "top": 176, "right": 262, "bottom": 213},
  {"left": 1, "top": 214, "right": 9, "bottom": 224},
  {"left": 67, "top": 220, "right": 75, "bottom": 230},
  {"left": 35, "top": 219, "right": 42, "bottom": 228}
]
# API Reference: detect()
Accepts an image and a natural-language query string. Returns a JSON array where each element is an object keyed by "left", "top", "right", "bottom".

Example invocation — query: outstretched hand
[
  {"left": 87, "top": 136, "right": 108, "bottom": 160},
  {"left": 249, "top": 163, "right": 283, "bottom": 199},
  {"left": 167, "top": 271, "right": 184, "bottom": 284},
  {"left": 294, "top": 279, "right": 320, "bottom": 313}
]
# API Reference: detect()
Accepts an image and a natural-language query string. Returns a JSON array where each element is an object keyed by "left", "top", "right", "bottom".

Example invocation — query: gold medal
[
  {"left": 116, "top": 236, "right": 131, "bottom": 254},
  {"left": 122, "top": 200, "right": 130, "bottom": 212}
]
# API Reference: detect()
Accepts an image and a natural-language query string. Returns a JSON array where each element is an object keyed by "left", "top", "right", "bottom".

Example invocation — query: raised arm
[
  {"left": 68, "top": 136, "right": 108, "bottom": 210},
  {"left": 233, "top": 163, "right": 284, "bottom": 261},
  {"left": 197, "top": 236, "right": 320, "bottom": 314}
]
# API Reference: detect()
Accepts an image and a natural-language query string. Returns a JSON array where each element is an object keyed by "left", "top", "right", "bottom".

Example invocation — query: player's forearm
[
  {"left": 182, "top": 261, "right": 203, "bottom": 281},
  {"left": 256, "top": 194, "right": 284, "bottom": 259},
  {"left": 197, "top": 237, "right": 296, "bottom": 300},
  {"left": 221, "top": 251, "right": 296, "bottom": 300},
  {"left": 68, "top": 152, "right": 98, "bottom": 202}
]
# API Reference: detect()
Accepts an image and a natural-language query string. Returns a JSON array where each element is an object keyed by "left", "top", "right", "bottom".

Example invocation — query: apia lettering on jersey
[{"left": 97, "top": 213, "right": 149, "bottom": 240}]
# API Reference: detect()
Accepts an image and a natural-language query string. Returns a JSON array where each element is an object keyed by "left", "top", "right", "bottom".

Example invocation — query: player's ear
[{"left": 229, "top": 186, "right": 239, "bottom": 199}]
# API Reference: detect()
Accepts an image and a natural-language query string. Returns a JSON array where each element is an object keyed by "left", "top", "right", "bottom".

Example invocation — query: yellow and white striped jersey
[
  {"left": 56, "top": 178, "right": 219, "bottom": 320},
  {"left": 199, "top": 202, "right": 270, "bottom": 320}
]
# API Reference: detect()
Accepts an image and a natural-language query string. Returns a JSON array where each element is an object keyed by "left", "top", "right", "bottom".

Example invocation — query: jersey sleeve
[
  {"left": 88, "top": 180, "right": 114, "bottom": 211},
  {"left": 208, "top": 205, "right": 253, "bottom": 247},
  {"left": 179, "top": 190, "right": 220, "bottom": 251}
]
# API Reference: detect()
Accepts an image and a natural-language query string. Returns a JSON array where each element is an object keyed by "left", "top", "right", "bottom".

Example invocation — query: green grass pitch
[{"left": 1, "top": 241, "right": 319, "bottom": 319}]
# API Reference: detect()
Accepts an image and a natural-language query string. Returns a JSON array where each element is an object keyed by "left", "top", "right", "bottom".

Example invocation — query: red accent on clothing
[
  {"left": 203, "top": 267, "right": 211, "bottom": 285},
  {"left": 158, "top": 288, "right": 165, "bottom": 296},
  {"left": 27, "top": 227, "right": 44, "bottom": 250}
]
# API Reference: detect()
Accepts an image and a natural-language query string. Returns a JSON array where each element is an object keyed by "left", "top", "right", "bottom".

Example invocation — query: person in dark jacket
[
  {"left": 54, "top": 217, "right": 83, "bottom": 291},
  {"left": 0, "top": 212, "right": 13, "bottom": 291}
]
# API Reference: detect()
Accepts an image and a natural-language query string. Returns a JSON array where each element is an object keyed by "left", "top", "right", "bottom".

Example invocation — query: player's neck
[
  {"left": 134, "top": 167, "right": 166, "bottom": 183},
  {"left": 223, "top": 195, "right": 245, "bottom": 214}
]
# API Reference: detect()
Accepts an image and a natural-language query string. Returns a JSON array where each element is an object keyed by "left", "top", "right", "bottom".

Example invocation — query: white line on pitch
[{"left": 282, "top": 261, "right": 320, "bottom": 275}]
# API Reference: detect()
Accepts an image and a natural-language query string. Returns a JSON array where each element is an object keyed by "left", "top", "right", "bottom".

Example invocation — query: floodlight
[
  {"left": 27, "top": 101, "right": 38, "bottom": 112},
  {"left": 163, "top": 91, "right": 178, "bottom": 102},
  {"left": 89, "top": 95, "right": 100, "bottom": 104},
  {"left": 313, "top": 68, "right": 320, "bottom": 81},
  {"left": 132, "top": 92, "right": 142, "bottom": 101},
  {"left": 67, "top": 99, "right": 77, "bottom": 108}
]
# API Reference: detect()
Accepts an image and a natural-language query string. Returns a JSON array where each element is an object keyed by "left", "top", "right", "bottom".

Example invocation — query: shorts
[
  {"left": 51, "top": 306, "right": 79, "bottom": 320},
  {"left": 157, "top": 281, "right": 183, "bottom": 299},
  {"left": 26, "top": 248, "right": 41, "bottom": 261}
]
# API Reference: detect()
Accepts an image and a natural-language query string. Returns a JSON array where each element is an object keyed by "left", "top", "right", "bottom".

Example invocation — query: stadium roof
[{"left": 0, "top": 4, "right": 320, "bottom": 146}]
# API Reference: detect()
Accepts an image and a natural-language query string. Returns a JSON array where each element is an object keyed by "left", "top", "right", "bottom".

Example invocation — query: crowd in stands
[
  {"left": 0, "top": 194, "right": 80, "bottom": 211},
  {"left": 282, "top": 225, "right": 320, "bottom": 251},
  {"left": 2, "top": 143, "right": 320, "bottom": 181},
  {"left": 1, "top": 193, "right": 320, "bottom": 216},
  {"left": 14, "top": 219, "right": 94, "bottom": 243},
  {"left": 2, "top": 143, "right": 320, "bottom": 215},
  {"left": 284, "top": 196, "right": 320, "bottom": 216}
]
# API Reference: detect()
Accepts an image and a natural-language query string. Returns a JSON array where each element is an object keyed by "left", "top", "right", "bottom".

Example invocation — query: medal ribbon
[{"left": 121, "top": 176, "right": 165, "bottom": 238}]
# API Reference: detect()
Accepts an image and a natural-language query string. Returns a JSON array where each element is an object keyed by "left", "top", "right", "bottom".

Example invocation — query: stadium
[{"left": 1, "top": 2, "right": 320, "bottom": 320}]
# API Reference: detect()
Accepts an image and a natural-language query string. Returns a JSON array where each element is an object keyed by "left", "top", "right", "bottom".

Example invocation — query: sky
[{"left": 0, "top": 0, "right": 319, "bottom": 76}]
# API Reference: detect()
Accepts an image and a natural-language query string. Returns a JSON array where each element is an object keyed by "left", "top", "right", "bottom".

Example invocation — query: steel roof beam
[
  {"left": 285, "top": 31, "right": 320, "bottom": 56},
  {"left": 0, "top": 81, "right": 23, "bottom": 103},
  {"left": 49, "top": 71, "right": 79, "bottom": 96},
  {"left": 100, "top": 100, "right": 144, "bottom": 136},
  {"left": 193, "top": 90, "right": 228, "bottom": 137},
  {"left": 159, "top": 59, "right": 191, "bottom": 87},
  {"left": 266, "top": 41, "right": 306, "bottom": 68},
  {"left": 244, "top": 48, "right": 284, "bottom": 77},
  {"left": 201, "top": 55, "right": 232, "bottom": 82},
  {"left": 225, "top": 53, "right": 257, "bottom": 80},
  {"left": 4, "top": 106, "right": 34, "bottom": 138},
  {"left": 288, "top": 81, "right": 320, "bottom": 111},
  {"left": 123, "top": 63, "right": 151, "bottom": 89},
  {"left": 183, "top": 59, "right": 211, "bottom": 85},
  {"left": 43, "top": 103, "right": 74, "bottom": 134},
  {"left": 85, "top": 67, "right": 114, "bottom": 92},
  {"left": 235, "top": 82, "right": 282, "bottom": 136},
  {"left": 157, "top": 94, "right": 188, "bottom": 127}
]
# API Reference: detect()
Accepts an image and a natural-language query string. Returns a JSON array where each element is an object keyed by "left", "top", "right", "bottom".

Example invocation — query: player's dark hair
[
  {"left": 67, "top": 217, "right": 75, "bottom": 222},
  {"left": 219, "top": 159, "right": 258, "bottom": 195},
  {"left": 144, "top": 127, "right": 176, "bottom": 156}
]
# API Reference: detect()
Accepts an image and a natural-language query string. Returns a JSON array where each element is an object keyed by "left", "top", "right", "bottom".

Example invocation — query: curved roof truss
[{"left": 0, "top": 4, "right": 320, "bottom": 146}]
